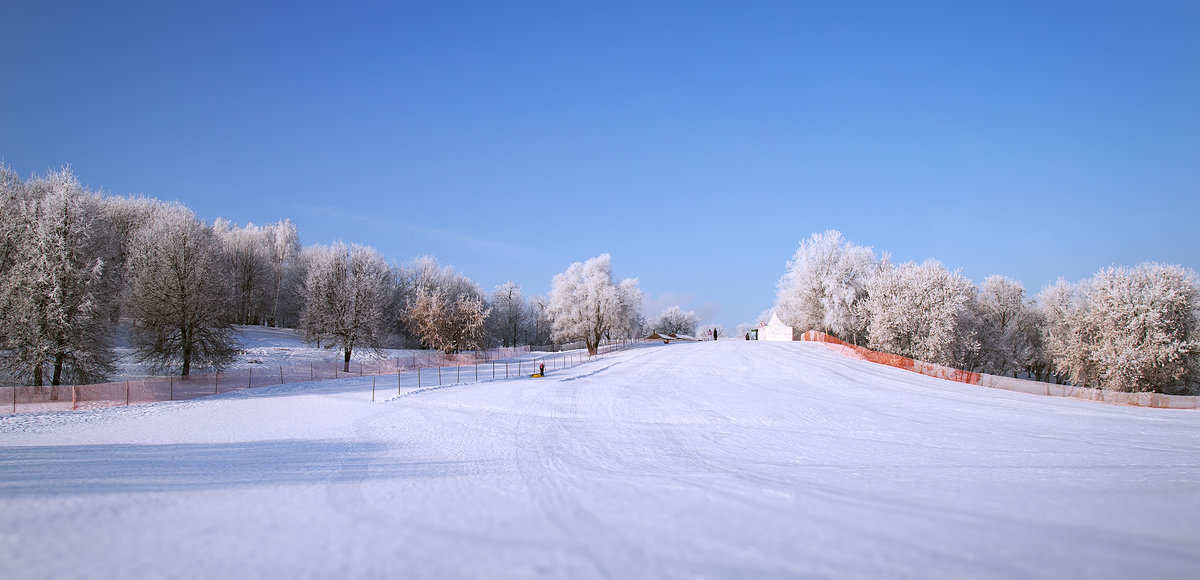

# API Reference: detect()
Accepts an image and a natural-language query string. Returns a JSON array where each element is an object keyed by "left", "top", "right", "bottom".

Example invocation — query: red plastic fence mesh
[{"left": 799, "top": 330, "right": 1196, "bottom": 409}]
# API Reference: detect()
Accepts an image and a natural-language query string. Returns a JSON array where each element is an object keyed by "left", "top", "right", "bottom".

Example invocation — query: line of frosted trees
[
  {"left": 774, "top": 230, "right": 1200, "bottom": 395},
  {"left": 0, "top": 165, "right": 646, "bottom": 385}
]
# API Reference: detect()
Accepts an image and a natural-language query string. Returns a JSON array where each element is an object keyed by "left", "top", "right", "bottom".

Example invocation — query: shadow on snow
[{"left": 0, "top": 439, "right": 467, "bottom": 497}]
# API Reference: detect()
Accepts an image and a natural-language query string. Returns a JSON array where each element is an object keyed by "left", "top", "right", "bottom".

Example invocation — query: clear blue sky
[{"left": 3, "top": 1, "right": 1197, "bottom": 330}]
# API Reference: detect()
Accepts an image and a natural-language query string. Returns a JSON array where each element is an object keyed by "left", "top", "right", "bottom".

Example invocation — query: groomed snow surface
[{"left": 3, "top": 341, "right": 1198, "bottom": 579}]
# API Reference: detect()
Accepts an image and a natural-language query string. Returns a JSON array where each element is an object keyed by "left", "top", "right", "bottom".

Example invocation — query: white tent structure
[{"left": 758, "top": 312, "right": 794, "bottom": 341}]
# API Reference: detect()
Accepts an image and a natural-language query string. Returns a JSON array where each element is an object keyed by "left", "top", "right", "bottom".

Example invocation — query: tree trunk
[
  {"left": 182, "top": 331, "right": 192, "bottom": 377},
  {"left": 33, "top": 364, "right": 43, "bottom": 387},
  {"left": 343, "top": 347, "right": 352, "bottom": 373},
  {"left": 52, "top": 351, "right": 65, "bottom": 386},
  {"left": 271, "top": 270, "right": 282, "bottom": 328}
]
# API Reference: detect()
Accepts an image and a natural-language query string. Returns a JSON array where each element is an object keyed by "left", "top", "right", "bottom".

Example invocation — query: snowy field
[
  {"left": 2, "top": 341, "right": 1199, "bottom": 579},
  {"left": 110, "top": 325, "right": 442, "bottom": 380}
]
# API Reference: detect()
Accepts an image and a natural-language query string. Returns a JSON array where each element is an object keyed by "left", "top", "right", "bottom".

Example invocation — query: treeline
[
  {"left": 0, "top": 165, "right": 578, "bottom": 385},
  {"left": 774, "top": 231, "right": 1200, "bottom": 395}
]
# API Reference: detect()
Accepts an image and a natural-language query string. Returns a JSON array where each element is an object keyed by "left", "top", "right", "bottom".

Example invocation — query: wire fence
[{"left": 2, "top": 339, "right": 643, "bottom": 415}]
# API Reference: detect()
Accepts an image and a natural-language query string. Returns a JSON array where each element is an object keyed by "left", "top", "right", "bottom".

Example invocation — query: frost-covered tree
[
  {"left": 775, "top": 230, "right": 882, "bottom": 345},
  {"left": 524, "top": 295, "right": 553, "bottom": 346},
  {"left": 0, "top": 164, "right": 32, "bottom": 277},
  {"left": 976, "top": 275, "right": 1043, "bottom": 377},
  {"left": 125, "top": 203, "right": 238, "bottom": 377},
  {"left": 450, "top": 292, "right": 490, "bottom": 353},
  {"left": 626, "top": 312, "right": 647, "bottom": 340},
  {"left": 264, "top": 219, "right": 301, "bottom": 327},
  {"left": 299, "top": 242, "right": 392, "bottom": 372},
  {"left": 547, "top": 254, "right": 641, "bottom": 355},
  {"left": 1036, "top": 279, "right": 1081, "bottom": 384},
  {"left": 404, "top": 285, "right": 491, "bottom": 353},
  {"left": 403, "top": 286, "right": 448, "bottom": 352},
  {"left": 393, "top": 255, "right": 486, "bottom": 347},
  {"left": 214, "top": 219, "right": 271, "bottom": 325},
  {"left": 211, "top": 218, "right": 303, "bottom": 328},
  {"left": 1042, "top": 264, "right": 1200, "bottom": 393},
  {"left": 486, "top": 281, "right": 527, "bottom": 347},
  {"left": 0, "top": 167, "right": 116, "bottom": 386},
  {"left": 393, "top": 256, "right": 487, "bottom": 348},
  {"left": 650, "top": 305, "right": 699, "bottom": 336},
  {"left": 864, "top": 260, "right": 980, "bottom": 368},
  {"left": 95, "top": 194, "right": 160, "bottom": 322}
]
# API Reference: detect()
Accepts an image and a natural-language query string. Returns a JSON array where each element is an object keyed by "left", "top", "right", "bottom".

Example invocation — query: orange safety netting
[{"left": 799, "top": 330, "right": 1196, "bottom": 410}]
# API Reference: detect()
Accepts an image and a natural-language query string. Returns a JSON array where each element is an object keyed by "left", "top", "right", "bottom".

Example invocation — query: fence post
[
  {"left": 398, "top": 370, "right": 401, "bottom": 395},
  {"left": 475, "top": 364, "right": 478, "bottom": 382},
  {"left": 372, "top": 376, "right": 376, "bottom": 402},
  {"left": 518, "top": 361, "right": 522, "bottom": 376},
  {"left": 310, "top": 363, "right": 314, "bottom": 381},
  {"left": 169, "top": 377, "right": 174, "bottom": 401},
  {"left": 126, "top": 381, "right": 130, "bottom": 406},
  {"left": 505, "top": 361, "right": 509, "bottom": 378},
  {"left": 438, "top": 365, "right": 442, "bottom": 386},
  {"left": 13, "top": 386, "right": 18, "bottom": 413},
  {"left": 492, "top": 362, "right": 495, "bottom": 379},
  {"left": 359, "top": 362, "right": 363, "bottom": 377},
  {"left": 280, "top": 366, "right": 284, "bottom": 385},
  {"left": 418, "top": 368, "right": 421, "bottom": 389},
  {"left": 457, "top": 365, "right": 460, "bottom": 383},
  {"left": 215, "top": 372, "right": 219, "bottom": 394},
  {"left": 72, "top": 385, "right": 77, "bottom": 410}
]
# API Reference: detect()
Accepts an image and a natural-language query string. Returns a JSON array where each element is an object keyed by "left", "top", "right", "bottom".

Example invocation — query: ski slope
[{"left": 2, "top": 341, "right": 1198, "bottom": 579}]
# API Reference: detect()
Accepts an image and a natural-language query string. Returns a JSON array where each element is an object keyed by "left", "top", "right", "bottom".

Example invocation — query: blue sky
[{"left": 3, "top": 1, "right": 1197, "bottom": 330}]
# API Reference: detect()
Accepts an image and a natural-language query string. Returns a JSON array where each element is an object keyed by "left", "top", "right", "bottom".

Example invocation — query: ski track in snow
[{"left": 2, "top": 341, "right": 1199, "bottom": 579}]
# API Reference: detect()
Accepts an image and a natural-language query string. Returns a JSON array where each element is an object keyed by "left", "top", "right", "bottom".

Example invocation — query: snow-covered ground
[
  {"left": 110, "top": 325, "right": 436, "bottom": 380},
  {"left": 2, "top": 341, "right": 1198, "bottom": 578}
]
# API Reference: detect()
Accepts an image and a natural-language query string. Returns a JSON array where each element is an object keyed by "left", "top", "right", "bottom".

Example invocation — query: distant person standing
[
  {"left": 713, "top": 328, "right": 718, "bottom": 341},
  {"left": 539, "top": 361, "right": 545, "bottom": 376}
]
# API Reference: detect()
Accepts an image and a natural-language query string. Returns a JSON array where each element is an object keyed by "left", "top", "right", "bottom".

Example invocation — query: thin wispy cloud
[{"left": 300, "top": 204, "right": 529, "bottom": 259}]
